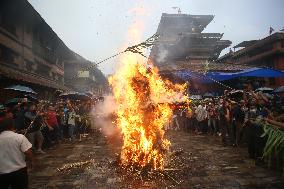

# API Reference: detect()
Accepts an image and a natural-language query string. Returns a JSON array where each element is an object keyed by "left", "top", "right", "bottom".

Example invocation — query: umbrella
[
  {"left": 189, "top": 95, "right": 202, "bottom": 100},
  {"left": 273, "top": 85, "right": 284, "bottom": 93},
  {"left": 5, "top": 98, "right": 32, "bottom": 106},
  {"left": 59, "top": 91, "right": 91, "bottom": 100},
  {"left": 16, "top": 94, "right": 39, "bottom": 103},
  {"left": 85, "top": 91, "right": 94, "bottom": 97},
  {"left": 203, "top": 92, "right": 214, "bottom": 98},
  {"left": 4, "top": 85, "right": 37, "bottom": 94},
  {"left": 255, "top": 87, "right": 274, "bottom": 93},
  {"left": 77, "top": 92, "right": 92, "bottom": 100}
]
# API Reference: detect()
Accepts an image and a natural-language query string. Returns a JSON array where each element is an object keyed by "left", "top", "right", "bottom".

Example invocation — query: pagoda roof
[
  {"left": 157, "top": 13, "right": 214, "bottom": 38},
  {"left": 150, "top": 13, "right": 231, "bottom": 70},
  {"left": 150, "top": 38, "right": 231, "bottom": 63}
]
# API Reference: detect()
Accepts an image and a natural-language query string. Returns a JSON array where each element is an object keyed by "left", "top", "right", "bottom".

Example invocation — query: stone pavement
[{"left": 29, "top": 131, "right": 284, "bottom": 189}]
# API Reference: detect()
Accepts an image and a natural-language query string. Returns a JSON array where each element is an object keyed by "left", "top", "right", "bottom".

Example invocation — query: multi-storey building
[
  {"left": 217, "top": 32, "right": 284, "bottom": 87},
  {"left": 0, "top": 0, "right": 107, "bottom": 101},
  {"left": 64, "top": 53, "right": 108, "bottom": 96}
]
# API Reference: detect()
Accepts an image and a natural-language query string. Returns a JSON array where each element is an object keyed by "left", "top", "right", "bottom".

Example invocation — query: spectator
[
  {"left": 67, "top": 107, "right": 77, "bottom": 142},
  {"left": 14, "top": 103, "right": 28, "bottom": 131},
  {"left": 207, "top": 102, "right": 217, "bottom": 135},
  {"left": 45, "top": 106, "right": 59, "bottom": 144},
  {"left": 218, "top": 99, "right": 230, "bottom": 145},
  {"left": 24, "top": 104, "right": 45, "bottom": 154},
  {"left": 0, "top": 118, "right": 34, "bottom": 189},
  {"left": 195, "top": 103, "right": 208, "bottom": 134},
  {"left": 231, "top": 101, "right": 245, "bottom": 146}
]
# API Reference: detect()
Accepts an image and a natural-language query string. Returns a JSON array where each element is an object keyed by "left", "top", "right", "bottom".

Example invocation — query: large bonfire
[
  {"left": 108, "top": 14, "right": 189, "bottom": 170},
  {"left": 109, "top": 53, "right": 189, "bottom": 170}
]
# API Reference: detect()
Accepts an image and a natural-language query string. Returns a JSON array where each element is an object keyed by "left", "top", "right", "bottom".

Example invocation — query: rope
[
  {"left": 69, "top": 34, "right": 159, "bottom": 80},
  {"left": 70, "top": 51, "right": 125, "bottom": 80}
]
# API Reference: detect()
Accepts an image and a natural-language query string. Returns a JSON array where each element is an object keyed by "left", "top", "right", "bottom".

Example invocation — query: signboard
[{"left": 78, "top": 71, "right": 89, "bottom": 78}]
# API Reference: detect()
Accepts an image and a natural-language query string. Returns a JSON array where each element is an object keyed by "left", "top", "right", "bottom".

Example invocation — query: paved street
[{"left": 29, "top": 131, "right": 284, "bottom": 189}]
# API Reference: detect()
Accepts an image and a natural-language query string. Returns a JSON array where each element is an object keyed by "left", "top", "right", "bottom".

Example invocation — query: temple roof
[
  {"left": 157, "top": 13, "right": 214, "bottom": 38},
  {"left": 150, "top": 13, "right": 231, "bottom": 69}
]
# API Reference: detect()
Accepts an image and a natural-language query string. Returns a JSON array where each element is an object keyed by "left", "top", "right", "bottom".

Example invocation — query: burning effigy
[{"left": 109, "top": 54, "right": 189, "bottom": 170}]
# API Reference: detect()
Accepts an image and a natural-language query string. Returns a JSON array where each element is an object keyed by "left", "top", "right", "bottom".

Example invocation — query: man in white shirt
[
  {"left": 195, "top": 104, "right": 208, "bottom": 134},
  {"left": 0, "top": 118, "right": 34, "bottom": 189}
]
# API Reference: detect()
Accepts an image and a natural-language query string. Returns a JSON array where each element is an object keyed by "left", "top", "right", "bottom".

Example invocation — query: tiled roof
[{"left": 157, "top": 61, "right": 252, "bottom": 73}]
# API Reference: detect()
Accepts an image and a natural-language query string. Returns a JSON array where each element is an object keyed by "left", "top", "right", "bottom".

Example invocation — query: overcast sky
[{"left": 28, "top": 0, "right": 284, "bottom": 75}]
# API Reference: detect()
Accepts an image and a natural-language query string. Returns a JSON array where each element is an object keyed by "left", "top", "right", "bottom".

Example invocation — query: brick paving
[{"left": 29, "top": 131, "right": 284, "bottom": 189}]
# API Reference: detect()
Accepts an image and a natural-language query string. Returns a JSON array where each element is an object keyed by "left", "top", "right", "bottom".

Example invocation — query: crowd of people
[
  {"left": 171, "top": 86, "right": 284, "bottom": 168},
  {"left": 0, "top": 98, "right": 95, "bottom": 189},
  {"left": 1, "top": 84, "right": 284, "bottom": 188}
]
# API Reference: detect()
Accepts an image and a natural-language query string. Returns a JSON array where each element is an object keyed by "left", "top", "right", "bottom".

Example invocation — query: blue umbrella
[{"left": 4, "top": 85, "right": 37, "bottom": 94}]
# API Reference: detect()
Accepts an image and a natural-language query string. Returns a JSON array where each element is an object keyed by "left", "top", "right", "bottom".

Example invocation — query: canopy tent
[{"left": 173, "top": 68, "right": 284, "bottom": 83}]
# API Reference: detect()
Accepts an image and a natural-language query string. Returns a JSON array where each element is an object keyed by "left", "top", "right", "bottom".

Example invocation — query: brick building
[
  {"left": 64, "top": 53, "right": 108, "bottom": 96},
  {"left": 217, "top": 32, "right": 284, "bottom": 87},
  {"left": 0, "top": 0, "right": 107, "bottom": 102}
]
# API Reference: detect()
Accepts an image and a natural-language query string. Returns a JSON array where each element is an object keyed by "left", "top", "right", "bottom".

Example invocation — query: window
[
  {"left": 35, "top": 60, "right": 51, "bottom": 78},
  {"left": 248, "top": 44, "right": 273, "bottom": 57},
  {"left": 25, "top": 59, "right": 34, "bottom": 71},
  {"left": 0, "top": 44, "right": 19, "bottom": 66},
  {"left": 0, "top": 12, "right": 17, "bottom": 36}
]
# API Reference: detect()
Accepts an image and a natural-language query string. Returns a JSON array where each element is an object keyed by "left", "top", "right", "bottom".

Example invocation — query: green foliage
[{"left": 261, "top": 123, "right": 284, "bottom": 173}]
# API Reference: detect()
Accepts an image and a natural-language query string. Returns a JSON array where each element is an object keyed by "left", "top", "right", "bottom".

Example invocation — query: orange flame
[
  {"left": 109, "top": 56, "right": 188, "bottom": 170},
  {"left": 108, "top": 8, "right": 188, "bottom": 170}
]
